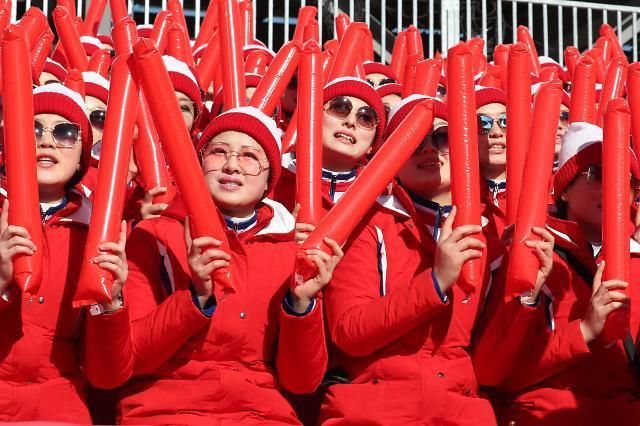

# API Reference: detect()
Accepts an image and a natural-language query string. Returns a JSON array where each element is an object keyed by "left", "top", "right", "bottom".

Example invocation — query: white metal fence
[{"left": 9, "top": 0, "right": 640, "bottom": 64}]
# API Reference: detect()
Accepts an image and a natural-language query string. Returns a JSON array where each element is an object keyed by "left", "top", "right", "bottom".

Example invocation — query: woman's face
[
  {"left": 321, "top": 96, "right": 377, "bottom": 171},
  {"left": 477, "top": 102, "right": 507, "bottom": 178},
  {"left": 201, "top": 130, "right": 270, "bottom": 217},
  {"left": 366, "top": 72, "right": 395, "bottom": 88},
  {"left": 34, "top": 113, "right": 83, "bottom": 201},
  {"left": 39, "top": 71, "right": 60, "bottom": 86},
  {"left": 562, "top": 165, "right": 634, "bottom": 232},
  {"left": 86, "top": 95, "right": 107, "bottom": 147},
  {"left": 398, "top": 118, "right": 450, "bottom": 199},
  {"left": 556, "top": 104, "right": 570, "bottom": 157},
  {"left": 177, "top": 92, "right": 196, "bottom": 131},
  {"left": 381, "top": 93, "right": 402, "bottom": 119}
]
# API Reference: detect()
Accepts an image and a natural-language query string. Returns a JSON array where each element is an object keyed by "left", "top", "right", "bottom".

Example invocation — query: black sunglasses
[{"left": 89, "top": 109, "right": 106, "bottom": 132}]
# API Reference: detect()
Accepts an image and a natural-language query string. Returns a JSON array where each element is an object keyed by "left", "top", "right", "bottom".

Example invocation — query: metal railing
[{"left": 9, "top": 0, "right": 640, "bottom": 64}]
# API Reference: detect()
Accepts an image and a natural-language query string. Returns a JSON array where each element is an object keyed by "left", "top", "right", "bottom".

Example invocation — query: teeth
[{"left": 336, "top": 133, "right": 355, "bottom": 144}]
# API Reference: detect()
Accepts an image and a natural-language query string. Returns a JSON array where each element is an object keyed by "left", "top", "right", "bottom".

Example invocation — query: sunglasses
[
  {"left": 35, "top": 120, "right": 81, "bottom": 148},
  {"left": 324, "top": 96, "right": 379, "bottom": 131},
  {"left": 89, "top": 109, "right": 106, "bottom": 132},
  {"left": 477, "top": 113, "right": 507, "bottom": 135},
  {"left": 414, "top": 126, "right": 449, "bottom": 155},
  {"left": 559, "top": 111, "right": 569, "bottom": 124},
  {"left": 199, "top": 142, "right": 269, "bottom": 176}
]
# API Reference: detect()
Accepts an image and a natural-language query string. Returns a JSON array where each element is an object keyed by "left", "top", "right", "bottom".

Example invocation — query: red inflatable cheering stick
[
  {"left": 291, "top": 6, "right": 317, "bottom": 43},
  {"left": 81, "top": 0, "right": 108, "bottom": 36},
  {"left": 412, "top": 58, "right": 442, "bottom": 97},
  {"left": 132, "top": 38, "right": 233, "bottom": 291},
  {"left": 151, "top": 11, "right": 174, "bottom": 54},
  {"left": 196, "top": 32, "right": 220, "bottom": 92},
  {"left": 53, "top": 6, "right": 89, "bottom": 71},
  {"left": 506, "top": 43, "right": 532, "bottom": 225},
  {"left": 217, "top": 0, "right": 247, "bottom": 110},
  {"left": 446, "top": 42, "right": 484, "bottom": 295},
  {"left": 328, "top": 22, "right": 367, "bottom": 80},
  {"left": 294, "top": 100, "right": 435, "bottom": 285},
  {"left": 30, "top": 31, "right": 53, "bottom": 84},
  {"left": 564, "top": 46, "right": 581, "bottom": 80},
  {"left": 596, "top": 55, "right": 628, "bottom": 127},
  {"left": 628, "top": 63, "right": 640, "bottom": 158},
  {"left": 249, "top": 41, "right": 301, "bottom": 116},
  {"left": 2, "top": 25, "right": 43, "bottom": 294},
  {"left": 74, "top": 55, "right": 139, "bottom": 306},
  {"left": 296, "top": 40, "right": 323, "bottom": 225},
  {"left": 194, "top": 1, "right": 218, "bottom": 51},
  {"left": 390, "top": 30, "right": 408, "bottom": 83},
  {"left": 134, "top": 92, "right": 176, "bottom": 205},
  {"left": 601, "top": 98, "right": 632, "bottom": 343},
  {"left": 569, "top": 56, "right": 597, "bottom": 124},
  {"left": 505, "top": 81, "right": 563, "bottom": 299},
  {"left": 517, "top": 25, "right": 541, "bottom": 76}
]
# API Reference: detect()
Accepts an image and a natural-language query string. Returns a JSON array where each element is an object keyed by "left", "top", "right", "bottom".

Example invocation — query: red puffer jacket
[
  {"left": 119, "top": 197, "right": 327, "bottom": 425},
  {"left": 473, "top": 216, "right": 640, "bottom": 425},
  {"left": 318, "top": 187, "right": 503, "bottom": 425},
  {"left": 0, "top": 190, "right": 133, "bottom": 423}
]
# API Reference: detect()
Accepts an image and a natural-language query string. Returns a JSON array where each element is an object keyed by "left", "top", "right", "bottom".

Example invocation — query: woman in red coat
[
  {"left": 473, "top": 122, "right": 640, "bottom": 425},
  {"left": 120, "top": 106, "right": 342, "bottom": 425},
  {"left": 316, "top": 96, "right": 554, "bottom": 425},
  {"left": 272, "top": 76, "right": 387, "bottom": 214},
  {"left": 0, "top": 84, "right": 132, "bottom": 422}
]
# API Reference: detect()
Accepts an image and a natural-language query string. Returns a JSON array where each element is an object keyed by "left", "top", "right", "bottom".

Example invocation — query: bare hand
[
  {"left": 0, "top": 199, "right": 36, "bottom": 292},
  {"left": 580, "top": 261, "right": 630, "bottom": 344},
  {"left": 184, "top": 217, "right": 230, "bottom": 306},
  {"left": 93, "top": 220, "right": 128, "bottom": 308},
  {"left": 291, "top": 237, "right": 343, "bottom": 313},
  {"left": 140, "top": 186, "right": 169, "bottom": 220},
  {"left": 292, "top": 203, "right": 316, "bottom": 244},
  {"left": 523, "top": 226, "right": 555, "bottom": 300},
  {"left": 433, "top": 206, "right": 485, "bottom": 293}
]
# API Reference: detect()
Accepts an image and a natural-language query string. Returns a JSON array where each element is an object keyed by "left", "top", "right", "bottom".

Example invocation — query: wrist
[
  {"left": 579, "top": 320, "right": 595, "bottom": 345},
  {"left": 290, "top": 294, "right": 312, "bottom": 314}
]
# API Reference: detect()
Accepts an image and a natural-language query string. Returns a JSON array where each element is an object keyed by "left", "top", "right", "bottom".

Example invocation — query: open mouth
[
  {"left": 36, "top": 153, "right": 59, "bottom": 167},
  {"left": 335, "top": 132, "right": 356, "bottom": 145},
  {"left": 488, "top": 143, "right": 506, "bottom": 153}
]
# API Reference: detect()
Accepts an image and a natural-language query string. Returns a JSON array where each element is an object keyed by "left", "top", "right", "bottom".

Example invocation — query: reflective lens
[
  {"left": 90, "top": 109, "right": 106, "bottom": 132},
  {"left": 325, "top": 96, "right": 379, "bottom": 130},
  {"left": 477, "top": 113, "right": 507, "bottom": 135},
  {"left": 559, "top": 111, "right": 570, "bottom": 124},
  {"left": 200, "top": 142, "right": 268, "bottom": 176},
  {"left": 35, "top": 121, "right": 81, "bottom": 148}
]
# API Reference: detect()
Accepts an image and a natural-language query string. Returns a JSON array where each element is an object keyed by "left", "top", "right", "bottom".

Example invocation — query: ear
[
  {"left": 365, "top": 145, "right": 373, "bottom": 156},
  {"left": 560, "top": 191, "right": 568, "bottom": 202}
]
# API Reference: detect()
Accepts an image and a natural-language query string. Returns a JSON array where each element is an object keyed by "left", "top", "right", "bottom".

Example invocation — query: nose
[
  {"left": 488, "top": 120, "right": 503, "bottom": 137},
  {"left": 221, "top": 152, "right": 242, "bottom": 173},
  {"left": 37, "top": 128, "right": 56, "bottom": 148},
  {"left": 341, "top": 111, "right": 357, "bottom": 129}
]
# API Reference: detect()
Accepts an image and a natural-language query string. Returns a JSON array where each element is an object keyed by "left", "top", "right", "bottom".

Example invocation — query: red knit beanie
[
  {"left": 82, "top": 71, "right": 110, "bottom": 104},
  {"left": 162, "top": 55, "right": 203, "bottom": 119},
  {"left": 376, "top": 82, "right": 403, "bottom": 99},
  {"left": 323, "top": 76, "right": 387, "bottom": 152},
  {"left": 384, "top": 94, "right": 447, "bottom": 140},
  {"left": 33, "top": 83, "right": 93, "bottom": 181},
  {"left": 363, "top": 61, "right": 398, "bottom": 81},
  {"left": 42, "top": 58, "right": 67, "bottom": 83},
  {"left": 80, "top": 35, "right": 103, "bottom": 57},
  {"left": 475, "top": 85, "right": 507, "bottom": 108},
  {"left": 197, "top": 106, "right": 282, "bottom": 192},
  {"left": 553, "top": 121, "right": 640, "bottom": 200},
  {"left": 137, "top": 24, "right": 154, "bottom": 39}
]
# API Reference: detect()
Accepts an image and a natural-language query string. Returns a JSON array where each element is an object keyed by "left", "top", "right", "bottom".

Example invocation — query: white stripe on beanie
[
  {"left": 162, "top": 55, "right": 198, "bottom": 87},
  {"left": 557, "top": 122, "right": 602, "bottom": 170}
]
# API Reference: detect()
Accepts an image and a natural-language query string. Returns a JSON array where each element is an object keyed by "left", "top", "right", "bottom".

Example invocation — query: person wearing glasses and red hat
[
  {"left": 317, "top": 95, "right": 554, "bottom": 425},
  {"left": 119, "top": 106, "right": 342, "bottom": 425},
  {"left": 0, "top": 83, "right": 133, "bottom": 423},
  {"left": 473, "top": 122, "right": 640, "bottom": 425},
  {"left": 272, "top": 77, "right": 386, "bottom": 239}
]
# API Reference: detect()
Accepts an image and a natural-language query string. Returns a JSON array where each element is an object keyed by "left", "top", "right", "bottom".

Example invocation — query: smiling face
[
  {"left": 398, "top": 118, "right": 451, "bottom": 203},
  {"left": 321, "top": 96, "right": 377, "bottom": 172},
  {"left": 477, "top": 102, "right": 507, "bottom": 180},
  {"left": 201, "top": 130, "right": 270, "bottom": 217},
  {"left": 35, "top": 113, "right": 83, "bottom": 202}
]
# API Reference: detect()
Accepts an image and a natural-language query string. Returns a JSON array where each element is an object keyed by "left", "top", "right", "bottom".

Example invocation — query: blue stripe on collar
[
  {"left": 409, "top": 191, "right": 452, "bottom": 213},
  {"left": 321, "top": 168, "right": 357, "bottom": 181},
  {"left": 224, "top": 212, "right": 258, "bottom": 232}
]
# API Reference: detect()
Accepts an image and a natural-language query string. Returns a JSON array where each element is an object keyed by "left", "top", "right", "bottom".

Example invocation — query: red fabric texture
[
  {"left": 0, "top": 191, "right": 133, "bottom": 422},
  {"left": 118, "top": 198, "right": 327, "bottom": 424}
]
